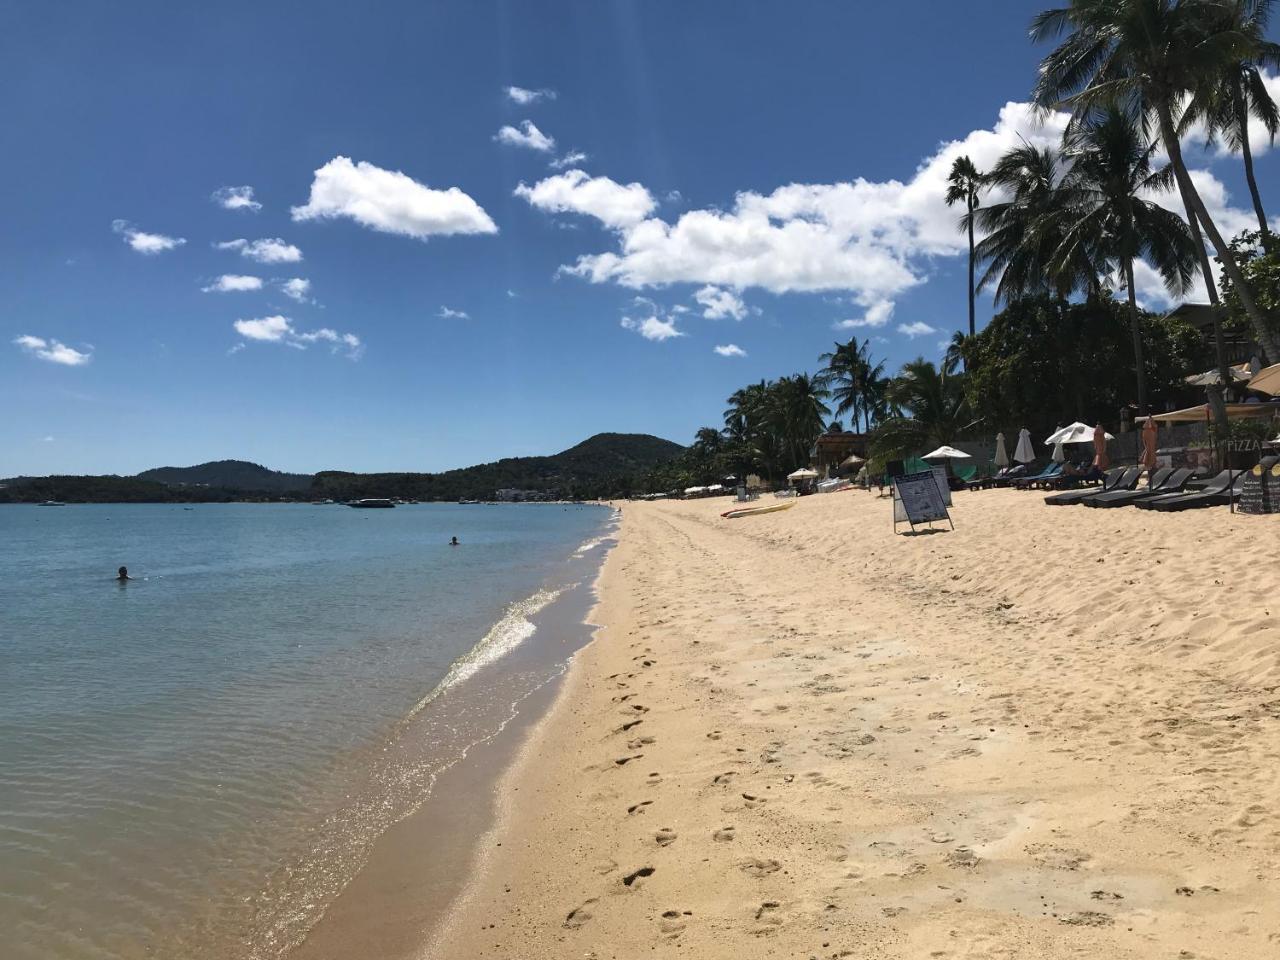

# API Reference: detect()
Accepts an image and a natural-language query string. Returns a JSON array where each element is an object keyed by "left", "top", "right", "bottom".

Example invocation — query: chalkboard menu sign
[
  {"left": 1238, "top": 459, "right": 1280, "bottom": 515},
  {"left": 892, "top": 471, "right": 953, "bottom": 532}
]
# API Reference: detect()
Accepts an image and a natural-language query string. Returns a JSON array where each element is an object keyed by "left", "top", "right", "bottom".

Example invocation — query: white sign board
[
  {"left": 930, "top": 465, "right": 953, "bottom": 506},
  {"left": 892, "top": 471, "right": 953, "bottom": 532}
]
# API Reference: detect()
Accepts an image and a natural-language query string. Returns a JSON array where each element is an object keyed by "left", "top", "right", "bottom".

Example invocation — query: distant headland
[{"left": 0, "top": 433, "right": 684, "bottom": 504}]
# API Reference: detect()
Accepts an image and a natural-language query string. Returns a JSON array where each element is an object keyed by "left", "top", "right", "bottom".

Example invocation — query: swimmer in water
[
  {"left": 449, "top": 536, "right": 459, "bottom": 546},
  {"left": 116, "top": 566, "right": 132, "bottom": 581}
]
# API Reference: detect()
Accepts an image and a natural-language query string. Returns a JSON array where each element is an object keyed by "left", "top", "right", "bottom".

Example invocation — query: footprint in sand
[
  {"left": 713, "top": 825, "right": 736, "bottom": 841},
  {"left": 564, "top": 899, "right": 598, "bottom": 929},
  {"left": 627, "top": 800, "right": 652, "bottom": 815},
  {"left": 614, "top": 754, "right": 643, "bottom": 766},
  {"left": 646, "top": 771, "right": 663, "bottom": 785},
  {"left": 659, "top": 909, "right": 690, "bottom": 937},
  {"left": 627, "top": 736, "right": 656, "bottom": 750},
  {"left": 622, "top": 865, "right": 655, "bottom": 888},
  {"left": 753, "top": 900, "right": 784, "bottom": 933},
  {"left": 655, "top": 827, "right": 678, "bottom": 847},
  {"left": 742, "top": 792, "right": 767, "bottom": 808},
  {"left": 739, "top": 857, "right": 781, "bottom": 877}
]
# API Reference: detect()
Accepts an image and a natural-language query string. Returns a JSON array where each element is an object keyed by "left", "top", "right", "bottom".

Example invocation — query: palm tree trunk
[
  {"left": 1175, "top": 192, "right": 1234, "bottom": 463},
  {"left": 1158, "top": 104, "right": 1280, "bottom": 363},
  {"left": 1124, "top": 259, "right": 1148, "bottom": 417},
  {"left": 1235, "top": 87, "right": 1271, "bottom": 239},
  {"left": 966, "top": 198, "right": 976, "bottom": 338}
]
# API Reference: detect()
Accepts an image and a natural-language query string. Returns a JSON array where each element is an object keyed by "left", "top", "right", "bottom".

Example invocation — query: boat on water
[
  {"left": 721, "top": 501, "right": 795, "bottom": 519},
  {"left": 347, "top": 498, "right": 396, "bottom": 509},
  {"left": 37, "top": 500, "right": 67, "bottom": 507}
]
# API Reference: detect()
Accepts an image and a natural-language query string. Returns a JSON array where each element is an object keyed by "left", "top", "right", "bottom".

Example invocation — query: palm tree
[
  {"left": 1192, "top": 0, "right": 1280, "bottom": 238},
  {"left": 1031, "top": 0, "right": 1280, "bottom": 361},
  {"left": 1054, "top": 106, "right": 1199, "bottom": 415},
  {"left": 818, "top": 338, "right": 887, "bottom": 432},
  {"left": 945, "top": 156, "right": 986, "bottom": 337},
  {"left": 768, "top": 374, "right": 831, "bottom": 471},
  {"left": 974, "top": 144, "right": 1100, "bottom": 304},
  {"left": 870, "top": 357, "right": 970, "bottom": 463}
]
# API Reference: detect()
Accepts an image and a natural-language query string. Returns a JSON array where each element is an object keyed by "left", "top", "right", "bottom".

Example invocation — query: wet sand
[{"left": 428, "top": 491, "right": 1280, "bottom": 959}]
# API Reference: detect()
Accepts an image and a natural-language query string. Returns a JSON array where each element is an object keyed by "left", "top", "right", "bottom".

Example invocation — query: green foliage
[
  {"left": 868, "top": 357, "right": 969, "bottom": 464},
  {"left": 961, "top": 295, "right": 1206, "bottom": 438},
  {"left": 1217, "top": 230, "right": 1280, "bottom": 350},
  {"left": 137, "top": 460, "right": 312, "bottom": 493}
]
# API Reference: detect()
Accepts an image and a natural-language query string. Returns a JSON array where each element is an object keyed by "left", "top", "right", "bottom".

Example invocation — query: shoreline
[
  {"left": 426, "top": 493, "right": 1280, "bottom": 959},
  {"left": 286, "top": 514, "right": 617, "bottom": 960}
]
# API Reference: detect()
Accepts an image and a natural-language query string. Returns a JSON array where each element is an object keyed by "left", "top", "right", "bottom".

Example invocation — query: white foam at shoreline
[{"left": 410, "top": 588, "right": 563, "bottom": 716}]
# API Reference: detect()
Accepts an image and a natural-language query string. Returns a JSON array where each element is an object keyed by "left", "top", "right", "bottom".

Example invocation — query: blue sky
[{"left": 4, "top": 1, "right": 1277, "bottom": 475}]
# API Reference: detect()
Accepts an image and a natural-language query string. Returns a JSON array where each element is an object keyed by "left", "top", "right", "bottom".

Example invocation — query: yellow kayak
[{"left": 721, "top": 500, "right": 795, "bottom": 519}]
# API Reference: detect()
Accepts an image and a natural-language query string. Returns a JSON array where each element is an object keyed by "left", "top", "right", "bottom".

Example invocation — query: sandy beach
[{"left": 428, "top": 490, "right": 1280, "bottom": 959}]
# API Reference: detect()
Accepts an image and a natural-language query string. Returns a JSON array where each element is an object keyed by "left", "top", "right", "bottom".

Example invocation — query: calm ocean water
[{"left": 0, "top": 502, "right": 613, "bottom": 960}]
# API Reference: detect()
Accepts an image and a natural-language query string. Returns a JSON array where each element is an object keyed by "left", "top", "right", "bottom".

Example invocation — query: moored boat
[{"left": 347, "top": 498, "right": 396, "bottom": 509}]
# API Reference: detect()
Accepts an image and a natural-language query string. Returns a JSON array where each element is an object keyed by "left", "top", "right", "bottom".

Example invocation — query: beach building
[
  {"left": 811, "top": 428, "right": 869, "bottom": 476},
  {"left": 1163, "top": 303, "right": 1262, "bottom": 367}
]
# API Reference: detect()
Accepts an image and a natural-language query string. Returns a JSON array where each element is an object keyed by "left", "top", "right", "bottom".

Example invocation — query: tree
[
  {"left": 1031, "top": 0, "right": 1280, "bottom": 362},
  {"left": 974, "top": 144, "right": 1099, "bottom": 304},
  {"left": 869, "top": 357, "right": 970, "bottom": 464},
  {"left": 945, "top": 155, "right": 986, "bottom": 337},
  {"left": 818, "top": 337, "right": 887, "bottom": 432},
  {"left": 1055, "top": 105, "right": 1199, "bottom": 415},
  {"left": 962, "top": 294, "right": 1207, "bottom": 436},
  {"left": 1192, "top": 0, "right": 1280, "bottom": 239}
]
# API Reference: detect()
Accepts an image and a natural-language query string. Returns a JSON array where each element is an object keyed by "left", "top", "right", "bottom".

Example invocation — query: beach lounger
[
  {"left": 984, "top": 464, "right": 1030, "bottom": 489},
  {"left": 1141, "top": 460, "right": 1266, "bottom": 511},
  {"left": 1084, "top": 467, "right": 1191, "bottom": 508},
  {"left": 1013, "top": 462, "right": 1063, "bottom": 490},
  {"left": 1042, "top": 467, "right": 1128, "bottom": 505},
  {"left": 1135, "top": 470, "right": 1234, "bottom": 511}
]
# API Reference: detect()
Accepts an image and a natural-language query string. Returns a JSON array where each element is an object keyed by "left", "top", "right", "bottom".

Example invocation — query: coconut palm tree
[
  {"left": 1031, "top": 0, "right": 1280, "bottom": 361},
  {"left": 768, "top": 374, "right": 831, "bottom": 471},
  {"left": 974, "top": 144, "right": 1101, "bottom": 304},
  {"left": 869, "top": 357, "right": 971, "bottom": 464},
  {"left": 1192, "top": 0, "right": 1280, "bottom": 238},
  {"left": 1054, "top": 106, "right": 1199, "bottom": 415},
  {"left": 818, "top": 338, "right": 887, "bottom": 432},
  {"left": 945, "top": 156, "right": 986, "bottom": 337}
]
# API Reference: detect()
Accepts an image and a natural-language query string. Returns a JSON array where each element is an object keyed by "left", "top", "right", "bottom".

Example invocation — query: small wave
[
  {"left": 574, "top": 536, "right": 609, "bottom": 555},
  {"left": 408, "top": 588, "right": 562, "bottom": 717}
]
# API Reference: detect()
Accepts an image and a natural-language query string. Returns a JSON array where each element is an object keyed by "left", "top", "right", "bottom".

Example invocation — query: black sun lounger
[
  {"left": 1135, "top": 470, "right": 1234, "bottom": 511},
  {"left": 1043, "top": 467, "right": 1127, "bottom": 505},
  {"left": 1083, "top": 467, "right": 1183, "bottom": 508}
]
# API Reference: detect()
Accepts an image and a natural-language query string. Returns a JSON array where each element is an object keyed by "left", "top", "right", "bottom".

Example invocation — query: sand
[{"left": 426, "top": 490, "right": 1280, "bottom": 959}]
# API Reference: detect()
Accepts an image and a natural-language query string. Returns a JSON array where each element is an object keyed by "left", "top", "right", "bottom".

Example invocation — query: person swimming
[
  {"left": 116, "top": 566, "right": 132, "bottom": 581},
  {"left": 449, "top": 536, "right": 459, "bottom": 546}
]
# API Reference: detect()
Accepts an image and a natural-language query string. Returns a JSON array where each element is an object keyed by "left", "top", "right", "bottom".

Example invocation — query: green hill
[
  {"left": 312, "top": 433, "right": 684, "bottom": 502},
  {"left": 137, "top": 460, "right": 312, "bottom": 493},
  {"left": 0, "top": 434, "right": 683, "bottom": 503}
]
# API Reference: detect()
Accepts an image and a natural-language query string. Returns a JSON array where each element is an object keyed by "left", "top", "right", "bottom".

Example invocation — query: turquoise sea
[{"left": 0, "top": 502, "right": 614, "bottom": 960}]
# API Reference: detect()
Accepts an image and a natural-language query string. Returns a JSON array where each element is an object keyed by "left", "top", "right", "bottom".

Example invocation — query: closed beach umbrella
[
  {"left": 1092, "top": 422, "right": 1110, "bottom": 470},
  {"left": 1051, "top": 439, "right": 1066, "bottom": 463},
  {"left": 1140, "top": 419, "right": 1158, "bottom": 472},
  {"left": 994, "top": 432, "right": 1010, "bottom": 468},
  {"left": 1013, "top": 428, "right": 1035, "bottom": 464}
]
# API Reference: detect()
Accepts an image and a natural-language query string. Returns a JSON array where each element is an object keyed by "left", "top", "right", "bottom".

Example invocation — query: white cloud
[
  {"left": 620, "top": 303, "right": 684, "bottom": 342},
  {"left": 438, "top": 305, "right": 470, "bottom": 320},
  {"left": 232, "top": 315, "right": 362, "bottom": 358},
  {"left": 216, "top": 237, "right": 303, "bottom": 264},
  {"left": 211, "top": 186, "right": 262, "bottom": 212},
  {"left": 291, "top": 156, "right": 497, "bottom": 240},
  {"left": 515, "top": 170, "right": 656, "bottom": 229},
  {"left": 495, "top": 120, "right": 556, "bottom": 152},
  {"left": 505, "top": 85, "right": 555, "bottom": 106},
  {"left": 694, "top": 285, "right": 748, "bottom": 320},
  {"left": 550, "top": 150, "right": 589, "bottom": 170},
  {"left": 13, "top": 334, "right": 92, "bottom": 366},
  {"left": 42, "top": 435, "right": 55, "bottom": 443},
  {"left": 112, "top": 219, "right": 186, "bottom": 254},
  {"left": 897, "top": 321, "right": 937, "bottom": 338},
  {"left": 714, "top": 343, "right": 747, "bottom": 357},
  {"left": 202, "top": 274, "right": 264, "bottom": 293},
  {"left": 835, "top": 299, "right": 895, "bottom": 330},
  {"left": 280, "top": 278, "right": 312, "bottom": 302}
]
